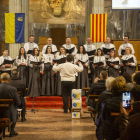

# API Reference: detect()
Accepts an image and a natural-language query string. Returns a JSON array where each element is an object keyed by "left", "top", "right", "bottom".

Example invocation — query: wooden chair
[{"left": 83, "top": 87, "right": 90, "bottom": 95}]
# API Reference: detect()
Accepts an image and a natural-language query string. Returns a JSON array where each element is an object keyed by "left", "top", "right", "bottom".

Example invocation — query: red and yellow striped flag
[{"left": 90, "top": 14, "right": 107, "bottom": 42}]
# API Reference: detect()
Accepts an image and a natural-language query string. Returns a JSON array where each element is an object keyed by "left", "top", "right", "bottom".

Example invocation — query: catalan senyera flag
[
  {"left": 5, "top": 13, "right": 25, "bottom": 43},
  {"left": 90, "top": 14, "right": 107, "bottom": 42}
]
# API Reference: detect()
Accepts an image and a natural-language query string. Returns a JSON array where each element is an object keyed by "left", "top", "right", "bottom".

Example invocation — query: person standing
[
  {"left": 41, "top": 37, "right": 57, "bottom": 56},
  {"left": 0, "top": 49, "right": 12, "bottom": 75},
  {"left": 118, "top": 35, "right": 135, "bottom": 57},
  {"left": 16, "top": 47, "right": 28, "bottom": 87},
  {"left": 53, "top": 55, "right": 83, "bottom": 113},
  {"left": 63, "top": 38, "right": 77, "bottom": 56},
  {"left": 41, "top": 46, "right": 55, "bottom": 96},
  {"left": 100, "top": 37, "right": 116, "bottom": 60}
]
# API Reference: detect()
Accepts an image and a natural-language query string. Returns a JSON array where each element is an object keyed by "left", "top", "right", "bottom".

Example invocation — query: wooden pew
[
  {"left": 0, "top": 99, "right": 13, "bottom": 105},
  {"left": 83, "top": 87, "right": 90, "bottom": 95}
]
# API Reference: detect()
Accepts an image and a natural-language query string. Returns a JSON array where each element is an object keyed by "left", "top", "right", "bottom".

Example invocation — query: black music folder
[
  {"left": 78, "top": 60, "right": 88, "bottom": 64},
  {"left": 53, "top": 57, "right": 66, "bottom": 64},
  {"left": 106, "top": 61, "right": 119, "bottom": 66},
  {"left": 30, "top": 61, "right": 43, "bottom": 65},
  {"left": 86, "top": 50, "right": 96, "bottom": 56},
  {"left": 103, "top": 48, "right": 114, "bottom": 55},
  {"left": 3, "top": 59, "right": 16, "bottom": 65},
  {"left": 94, "top": 61, "right": 104, "bottom": 66},
  {"left": 122, "top": 57, "right": 134, "bottom": 65},
  {"left": 66, "top": 47, "right": 75, "bottom": 54},
  {"left": 51, "top": 51, "right": 58, "bottom": 54},
  {"left": 121, "top": 50, "right": 125, "bottom": 55}
]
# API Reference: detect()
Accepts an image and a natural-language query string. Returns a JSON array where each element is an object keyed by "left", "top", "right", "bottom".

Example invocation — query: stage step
[{"left": 26, "top": 96, "right": 87, "bottom": 109}]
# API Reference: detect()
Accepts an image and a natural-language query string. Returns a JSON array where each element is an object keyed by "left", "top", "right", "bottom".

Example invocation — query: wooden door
[{"left": 51, "top": 28, "right": 66, "bottom": 50}]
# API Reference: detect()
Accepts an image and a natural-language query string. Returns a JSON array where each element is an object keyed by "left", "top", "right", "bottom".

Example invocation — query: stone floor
[{"left": 4, "top": 109, "right": 97, "bottom": 140}]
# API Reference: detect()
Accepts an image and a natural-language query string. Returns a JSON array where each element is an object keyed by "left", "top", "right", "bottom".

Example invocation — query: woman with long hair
[
  {"left": 41, "top": 46, "right": 55, "bottom": 96},
  {"left": 16, "top": 47, "right": 28, "bottom": 87},
  {"left": 93, "top": 48, "right": 106, "bottom": 80},
  {"left": 55, "top": 46, "right": 67, "bottom": 96},
  {"left": 28, "top": 48, "right": 41, "bottom": 97},
  {"left": 75, "top": 45, "right": 89, "bottom": 96},
  {"left": 106, "top": 50, "right": 120, "bottom": 77},
  {"left": 121, "top": 47, "right": 137, "bottom": 75}
]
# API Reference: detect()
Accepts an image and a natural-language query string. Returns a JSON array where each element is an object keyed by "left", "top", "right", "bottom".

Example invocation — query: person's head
[
  {"left": 59, "top": 46, "right": 66, "bottom": 55},
  {"left": 134, "top": 72, "right": 140, "bottom": 85},
  {"left": 32, "top": 48, "right": 39, "bottom": 56},
  {"left": 66, "top": 55, "right": 74, "bottom": 62},
  {"left": 99, "top": 71, "right": 108, "bottom": 80},
  {"left": 106, "top": 37, "right": 111, "bottom": 44},
  {"left": 47, "top": 37, "right": 52, "bottom": 45},
  {"left": 86, "top": 37, "right": 92, "bottom": 44},
  {"left": 18, "top": 47, "right": 26, "bottom": 59},
  {"left": 125, "top": 47, "right": 132, "bottom": 54},
  {"left": 111, "top": 76, "right": 127, "bottom": 96},
  {"left": 131, "top": 84, "right": 140, "bottom": 102},
  {"left": 122, "top": 73, "right": 132, "bottom": 83},
  {"left": 77, "top": 46, "right": 86, "bottom": 54},
  {"left": 3, "top": 49, "right": 8, "bottom": 56},
  {"left": 132, "top": 73, "right": 136, "bottom": 83},
  {"left": 109, "top": 50, "right": 117, "bottom": 59},
  {"left": 97, "top": 48, "right": 103, "bottom": 56},
  {"left": 66, "top": 38, "right": 71, "bottom": 44},
  {"left": 29, "top": 35, "right": 34, "bottom": 43},
  {"left": 45, "top": 46, "right": 52, "bottom": 54},
  {"left": 11, "top": 69, "right": 19, "bottom": 78},
  {"left": 124, "top": 35, "right": 129, "bottom": 43},
  {"left": 105, "top": 77, "right": 115, "bottom": 90},
  {"left": 0, "top": 73, "right": 10, "bottom": 83}
]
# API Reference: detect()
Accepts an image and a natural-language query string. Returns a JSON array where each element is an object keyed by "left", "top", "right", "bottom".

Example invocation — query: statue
[{"left": 49, "top": 0, "right": 65, "bottom": 17}]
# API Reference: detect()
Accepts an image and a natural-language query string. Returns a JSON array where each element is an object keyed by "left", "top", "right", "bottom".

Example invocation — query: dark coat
[
  {"left": 88, "top": 80, "right": 106, "bottom": 95},
  {"left": 129, "top": 102, "right": 140, "bottom": 116},
  {"left": 114, "top": 113, "right": 140, "bottom": 140},
  {"left": 102, "top": 95, "right": 121, "bottom": 140},
  {"left": 0, "top": 82, "right": 21, "bottom": 123},
  {"left": 9, "top": 77, "right": 26, "bottom": 97}
]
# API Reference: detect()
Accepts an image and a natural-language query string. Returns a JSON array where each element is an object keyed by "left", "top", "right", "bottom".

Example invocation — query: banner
[
  {"left": 5, "top": 13, "right": 25, "bottom": 43},
  {"left": 90, "top": 14, "right": 107, "bottom": 42}
]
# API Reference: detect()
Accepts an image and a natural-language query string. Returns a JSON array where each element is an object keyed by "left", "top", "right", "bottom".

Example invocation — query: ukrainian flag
[{"left": 5, "top": 13, "right": 25, "bottom": 43}]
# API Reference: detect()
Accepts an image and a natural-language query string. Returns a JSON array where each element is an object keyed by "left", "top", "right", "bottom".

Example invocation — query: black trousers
[{"left": 61, "top": 81, "right": 75, "bottom": 112}]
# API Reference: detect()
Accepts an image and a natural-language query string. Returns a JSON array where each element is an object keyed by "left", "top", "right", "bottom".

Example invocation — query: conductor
[{"left": 53, "top": 55, "right": 83, "bottom": 113}]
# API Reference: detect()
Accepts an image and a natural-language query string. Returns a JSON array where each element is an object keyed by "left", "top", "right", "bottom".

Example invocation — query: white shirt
[
  {"left": 121, "top": 54, "right": 137, "bottom": 67},
  {"left": 55, "top": 53, "right": 67, "bottom": 59},
  {"left": 63, "top": 44, "right": 77, "bottom": 56},
  {"left": 118, "top": 43, "right": 135, "bottom": 57},
  {"left": 52, "top": 62, "right": 83, "bottom": 81},
  {"left": 83, "top": 44, "right": 96, "bottom": 52},
  {"left": 0, "top": 56, "right": 12, "bottom": 71},
  {"left": 29, "top": 55, "right": 40, "bottom": 67},
  {"left": 94, "top": 56, "right": 106, "bottom": 67},
  {"left": 107, "top": 57, "right": 120, "bottom": 69},
  {"left": 16, "top": 56, "right": 28, "bottom": 66},
  {"left": 41, "top": 44, "right": 57, "bottom": 56},
  {"left": 75, "top": 53, "right": 89, "bottom": 67},
  {"left": 24, "top": 42, "right": 39, "bottom": 53},
  {"left": 100, "top": 43, "right": 116, "bottom": 59}
]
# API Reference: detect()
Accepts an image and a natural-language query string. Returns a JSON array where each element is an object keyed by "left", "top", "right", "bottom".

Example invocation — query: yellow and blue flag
[{"left": 5, "top": 13, "right": 25, "bottom": 43}]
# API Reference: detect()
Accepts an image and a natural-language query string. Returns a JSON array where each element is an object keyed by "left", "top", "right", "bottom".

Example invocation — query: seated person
[
  {"left": 96, "top": 77, "right": 115, "bottom": 118},
  {"left": 102, "top": 76, "right": 127, "bottom": 140},
  {"left": 134, "top": 72, "right": 140, "bottom": 85},
  {"left": 0, "top": 73, "right": 21, "bottom": 137},
  {"left": 122, "top": 72, "right": 135, "bottom": 91},
  {"left": 9, "top": 69, "right": 26, "bottom": 122},
  {"left": 113, "top": 84, "right": 140, "bottom": 140},
  {"left": 88, "top": 70, "right": 108, "bottom": 95}
]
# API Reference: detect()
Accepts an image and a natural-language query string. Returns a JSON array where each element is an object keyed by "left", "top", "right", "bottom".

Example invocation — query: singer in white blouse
[
  {"left": 93, "top": 48, "right": 106, "bottom": 81},
  {"left": 75, "top": 46, "right": 89, "bottom": 96},
  {"left": 16, "top": 47, "right": 28, "bottom": 86},
  {"left": 41, "top": 46, "right": 55, "bottom": 96},
  {"left": 121, "top": 47, "right": 137, "bottom": 75},
  {"left": 28, "top": 48, "right": 41, "bottom": 98}
]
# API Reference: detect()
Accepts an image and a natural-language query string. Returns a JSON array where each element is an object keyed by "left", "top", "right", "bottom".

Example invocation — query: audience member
[
  {"left": 102, "top": 76, "right": 127, "bottom": 140},
  {"left": 9, "top": 69, "right": 26, "bottom": 122},
  {"left": 0, "top": 73, "right": 21, "bottom": 136},
  {"left": 134, "top": 72, "right": 140, "bottom": 85}
]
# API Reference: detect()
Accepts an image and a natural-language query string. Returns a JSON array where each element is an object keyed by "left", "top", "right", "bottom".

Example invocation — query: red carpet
[{"left": 26, "top": 96, "right": 87, "bottom": 109}]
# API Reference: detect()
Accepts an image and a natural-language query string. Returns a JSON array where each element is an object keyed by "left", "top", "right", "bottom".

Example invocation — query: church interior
[{"left": 0, "top": 0, "right": 140, "bottom": 140}]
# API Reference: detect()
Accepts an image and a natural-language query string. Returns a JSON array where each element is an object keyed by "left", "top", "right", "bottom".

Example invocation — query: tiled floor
[{"left": 5, "top": 109, "right": 97, "bottom": 140}]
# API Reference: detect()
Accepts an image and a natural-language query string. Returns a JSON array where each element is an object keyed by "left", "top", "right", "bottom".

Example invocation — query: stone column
[
  {"left": 92, "top": 0, "right": 104, "bottom": 49},
  {"left": 9, "top": 0, "right": 22, "bottom": 59}
]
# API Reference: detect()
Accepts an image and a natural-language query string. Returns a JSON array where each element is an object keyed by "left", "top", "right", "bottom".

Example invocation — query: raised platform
[{"left": 26, "top": 96, "right": 86, "bottom": 109}]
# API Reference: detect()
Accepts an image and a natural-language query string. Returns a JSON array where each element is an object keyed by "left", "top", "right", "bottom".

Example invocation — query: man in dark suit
[
  {"left": 0, "top": 73, "right": 21, "bottom": 137},
  {"left": 9, "top": 69, "right": 26, "bottom": 122}
]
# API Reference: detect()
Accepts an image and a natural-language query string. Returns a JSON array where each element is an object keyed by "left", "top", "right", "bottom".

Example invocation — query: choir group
[{"left": 0, "top": 35, "right": 137, "bottom": 97}]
